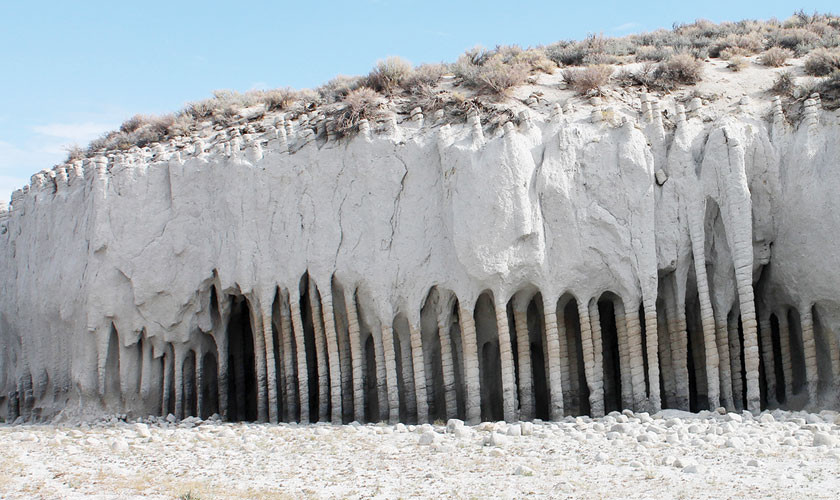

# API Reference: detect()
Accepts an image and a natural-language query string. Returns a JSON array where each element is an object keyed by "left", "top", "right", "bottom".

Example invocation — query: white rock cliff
[{"left": 1, "top": 91, "right": 839, "bottom": 425}]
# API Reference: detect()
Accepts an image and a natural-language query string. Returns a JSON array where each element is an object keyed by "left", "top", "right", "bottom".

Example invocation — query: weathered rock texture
[{"left": 1, "top": 92, "right": 839, "bottom": 424}]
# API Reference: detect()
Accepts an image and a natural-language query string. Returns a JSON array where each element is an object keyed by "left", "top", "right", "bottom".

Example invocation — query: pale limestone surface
[{"left": 0, "top": 409, "right": 838, "bottom": 499}]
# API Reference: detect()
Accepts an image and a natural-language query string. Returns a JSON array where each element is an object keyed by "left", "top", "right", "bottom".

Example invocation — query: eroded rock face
[{"left": 1, "top": 94, "right": 839, "bottom": 424}]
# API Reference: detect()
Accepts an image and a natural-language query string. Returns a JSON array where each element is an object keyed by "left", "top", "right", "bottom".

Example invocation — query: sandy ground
[{"left": 1, "top": 408, "right": 839, "bottom": 500}]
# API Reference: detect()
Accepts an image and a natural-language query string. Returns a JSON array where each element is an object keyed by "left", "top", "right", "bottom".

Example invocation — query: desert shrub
[
  {"left": 475, "top": 56, "right": 530, "bottom": 94},
  {"left": 317, "top": 75, "right": 364, "bottom": 102},
  {"left": 404, "top": 63, "right": 447, "bottom": 91},
  {"left": 719, "top": 47, "right": 749, "bottom": 60},
  {"left": 366, "top": 56, "right": 413, "bottom": 93},
  {"left": 632, "top": 29, "right": 677, "bottom": 48},
  {"left": 814, "top": 70, "right": 840, "bottom": 108},
  {"left": 769, "top": 71, "right": 795, "bottom": 95},
  {"left": 635, "top": 45, "right": 674, "bottom": 62},
  {"left": 563, "top": 65, "right": 613, "bottom": 95},
  {"left": 771, "top": 28, "right": 821, "bottom": 53},
  {"left": 656, "top": 54, "right": 703, "bottom": 85},
  {"left": 335, "top": 87, "right": 384, "bottom": 134},
  {"left": 342, "top": 87, "right": 381, "bottom": 115},
  {"left": 804, "top": 48, "right": 840, "bottom": 76},
  {"left": 64, "top": 145, "right": 85, "bottom": 162},
  {"left": 545, "top": 40, "right": 590, "bottom": 66},
  {"left": 166, "top": 113, "right": 193, "bottom": 136},
  {"left": 453, "top": 50, "right": 530, "bottom": 95},
  {"left": 727, "top": 56, "right": 748, "bottom": 71},
  {"left": 545, "top": 34, "right": 627, "bottom": 66},
  {"left": 618, "top": 54, "right": 702, "bottom": 90},
  {"left": 505, "top": 47, "right": 556, "bottom": 73},
  {"left": 120, "top": 114, "right": 150, "bottom": 134},
  {"left": 259, "top": 88, "right": 299, "bottom": 111},
  {"left": 181, "top": 98, "right": 216, "bottom": 120},
  {"left": 759, "top": 47, "right": 793, "bottom": 66},
  {"left": 710, "top": 33, "right": 764, "bottom": 58}
]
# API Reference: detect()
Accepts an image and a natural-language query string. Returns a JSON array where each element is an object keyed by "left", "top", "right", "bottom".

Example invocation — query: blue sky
[{"left": 0, "top": 1, "right": 831, "bottom": 202}]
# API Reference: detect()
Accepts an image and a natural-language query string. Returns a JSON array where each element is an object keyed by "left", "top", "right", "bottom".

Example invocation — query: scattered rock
[
  {"left": 520, "top": 422, "right": 534, "bottom": 436},
  {"left": 453, "top": 426, "right": 472, "bottom": 439},
  {"left": 515, "top": 465, "right": 534, "bottom": 476},
  {"left": 418, "top": 431, "right": 438, "bottom": 446},
  {"left": 134, "top": 423, "right": 151, "bottom": 438},
  {"left": 726, "top": 437, "right": 744, "bottom": 450},
  {"left": 487, "top": 432, "right": 508, "bottom": 447},
  {"left": 446, "top": 419, "right": 465, "bottom": 433},
  {"left": 610, "top": 423, "right": 630, "bottom": 434},
  {"left": 813, "top": 433, "right": 837, "bottom": 447},
  {"left": 109, "top": 438, "right": 129, "bottom": 453}
]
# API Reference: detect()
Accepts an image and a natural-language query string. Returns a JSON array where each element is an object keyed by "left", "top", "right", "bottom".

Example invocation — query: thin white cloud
[
  {"left": 611, "top": 22, "right": 641, "bottom": 33},
  {"left": 31, "top": 122, "right": 114, "bottom": 145}
]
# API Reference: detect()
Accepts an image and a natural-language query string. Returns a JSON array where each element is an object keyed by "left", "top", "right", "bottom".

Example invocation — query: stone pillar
[
  {"left": 459, "top": 303, "right": 481, "bottom": 424},
  {"left": 380, "top": 324, "right": 400, "bottom": 423},
  {"left": 399, "top": 330, "right": 417, "bottom": 419},
  {"left": 174, "top": 349, "right": 184, "bottom": 420},
  {"left": 437, "top": 307, "right": 458, "bottom": 419},
  {"left": 728, "top": 313, "right": 744, "bottom": 412},
  {"left": 512, "top": 304, "right": 534, "bottom": 420},
  {"left": 261, "top": 304, "right": 279, "bottom": 424},
  {"left": 251, "top": 309, "right": 268, "bottom": 422},
  {"left": 587, "top": 300, "right": 605, "bottom": 416},
  {"left": 657, "top": 307, "right": 674, "bottom": 407},
  {"left": 643, "top": 301, "right": 661, "bottom": 412},
  {"left": 624, "top": 301, "right": 647, "bottom": 411},
  {"left": 758, "top": 313, "right": 777, "bottom": 406},
  {"left": 289, "top": 297, "right": 310, "bottom": 423},
  {"left": 777, "top": 309, "right": 793, "bottom": 402},
  {"left": 280, "top": 294, "right": 298, "bottom": 422},
  {"left": 374, "top": 325, "right": 388, "bottom": 422},
  {"left": 196, "top": 349, "right": 205, "bottom": 419},
  {"left": 555, "top": 300, "right": 572, "bottom": 413},
  {"left": 309, "top": 283, "right": 330, "bottom": 422},
  {"left": 495, "top": 297, "right": 518, "bottom": 422},
  {"left": 579, "top": 303, "right": 603, "bottom": 417},
  {"left": 689, "top": 202, "right": 721, "bottom": 410},
  {"left": 800, "top": 305, "right": 819, "bottom": 405},
  {"left": 345, "top": 290, "right": 364, "bottom": 423},
  {"left": 665, "top": 287, "right": 690, "bottom": 411},
  {"left": 162, "top": 354, "right": 172, "bottom": 417},
  {"left": 410, "top": 324, "right": 428, "bottom": 423},
  {"left": 321, "top": 294, "right": 344, "bottom": 424},
  {"left": 714, "top": 312, "right": 734, "bottom": 411},
  {"left": 613, "top": 299, "right": 633, "bottom": 409},
  {"left": 542, "top": 294, "right": 564, "bottom": 420}
]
